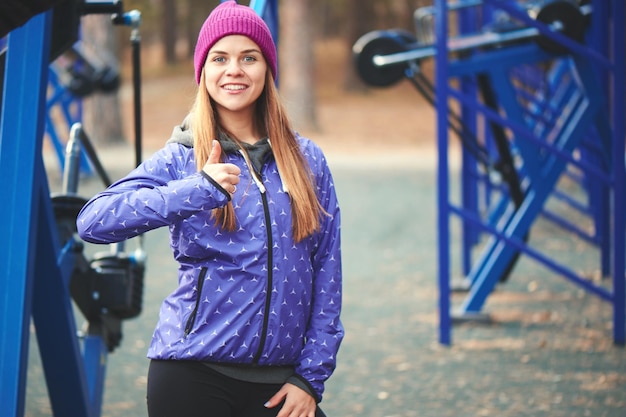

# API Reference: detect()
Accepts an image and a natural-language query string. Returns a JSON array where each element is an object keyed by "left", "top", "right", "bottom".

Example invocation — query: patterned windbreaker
[{"left": 76, "top": 122, "right": 344, "bottom": 401}]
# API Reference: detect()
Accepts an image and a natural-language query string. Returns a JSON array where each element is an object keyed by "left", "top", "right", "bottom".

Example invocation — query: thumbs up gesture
[{"left": 202, "top": 140, "right": 241, "bottom": 195}]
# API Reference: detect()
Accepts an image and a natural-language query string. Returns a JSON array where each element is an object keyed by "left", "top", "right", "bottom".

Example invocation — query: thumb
[{"left": 207, "top": 140, "right": 222, "bottom": 165}]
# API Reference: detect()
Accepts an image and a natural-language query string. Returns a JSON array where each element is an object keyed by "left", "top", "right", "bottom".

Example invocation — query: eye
[
  {"left": 213, "top": 56, "right": 226, "bottom": 63},
  {"left": 242, "top": 55, "right": 257, "bottom": 63}
]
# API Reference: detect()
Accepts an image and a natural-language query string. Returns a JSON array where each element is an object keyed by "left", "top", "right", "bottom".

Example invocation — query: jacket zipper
[
  {"left": 184, "top": 267, "right": 208, "bottom": 337},
  {"left": 239, "top": 149, "right": 273, "bottom": 364},
  {"left": 253, "top": 191, "right": 273, "bottom": 363}
]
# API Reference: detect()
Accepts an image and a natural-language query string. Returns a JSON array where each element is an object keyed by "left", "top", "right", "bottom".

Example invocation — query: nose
[{"left": 225, "top": 60, "right": 243, "bottom": 76}]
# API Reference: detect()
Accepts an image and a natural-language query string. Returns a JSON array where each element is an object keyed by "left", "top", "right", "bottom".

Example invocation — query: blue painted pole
[
  {"left": 610, "top": 0, "right": 625, "bottom": 345},
  {"left": 435, "top": 0, "right": 451, "bottom": 345},
  {"left": 0, "top": 10, "right": 53, "bottom": 417},
  {"left": 31, "top": 192, "right": 92, "bottom": 417},
  {"left": 458, "top": 4, "right": 480, "bottom": 277}
]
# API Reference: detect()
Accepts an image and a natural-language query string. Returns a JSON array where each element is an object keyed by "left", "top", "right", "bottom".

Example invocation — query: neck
[{"left": 217, "top": 108, "right": 262, "bottom": 145}]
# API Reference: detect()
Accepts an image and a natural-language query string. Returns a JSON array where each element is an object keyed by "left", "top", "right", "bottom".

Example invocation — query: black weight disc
[
  {"left": 353, "top": 30, "right": 415, "bottom": 87},
  {"left": 534, "top": 0, "right": 587, "bottom": 53}
]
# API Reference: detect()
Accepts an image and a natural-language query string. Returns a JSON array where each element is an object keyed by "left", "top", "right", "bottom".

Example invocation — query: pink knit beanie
[{"left": 193, "top": 0, "right": 277, "bottom": 84}]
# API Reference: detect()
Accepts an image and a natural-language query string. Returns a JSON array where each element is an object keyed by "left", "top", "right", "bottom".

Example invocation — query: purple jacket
[{"left": 76, "top": 124, "right": 343, "bottom": 400}]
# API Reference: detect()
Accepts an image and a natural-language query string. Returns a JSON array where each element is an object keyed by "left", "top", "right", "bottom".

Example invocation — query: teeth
[{"left": 224, "top": 85, "right": 246, "bottom": 91}]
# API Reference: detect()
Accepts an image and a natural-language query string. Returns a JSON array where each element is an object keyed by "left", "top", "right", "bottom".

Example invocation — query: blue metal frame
[
  {"left": 435, "top": 0, "right": 451, "bottom": 346},
  {"left": 1, "top": 11, "right": 54, "bottom": 416},
  {"left": 434, "top": 0, "right": 625, "bottom": 345},
  {"left": 0, "top": 11, "right": 105, "bottom": 417}
]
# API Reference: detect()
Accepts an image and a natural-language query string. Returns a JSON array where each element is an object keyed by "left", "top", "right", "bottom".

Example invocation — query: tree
[
  {"left": 184, "top": 0, "right": 220, "bottom": 60},
  {"left": 279, "top": 0, "right": 318, "bottom": 132},
  {"left": 342, "top": 0, "right": 372, "bottom": 91},
  {"left": 162, "top": 0, "right": 177, "bottom": 64},
  {"left": 81, "top": 14, "right": 125, "bottom": 145}
]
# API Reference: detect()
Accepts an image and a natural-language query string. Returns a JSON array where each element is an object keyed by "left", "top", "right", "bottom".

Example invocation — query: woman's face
[{"left": 203, "top": 35, "right": 267, "bottom": 118}]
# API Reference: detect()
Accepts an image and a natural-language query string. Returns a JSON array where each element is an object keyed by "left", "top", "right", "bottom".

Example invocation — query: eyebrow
[{"left": 209, "top": 48, "right": 262, "bottom": 55}]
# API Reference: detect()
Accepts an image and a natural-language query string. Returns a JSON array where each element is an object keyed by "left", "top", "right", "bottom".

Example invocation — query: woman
[{"left": 76, "top": 1, "right": 343, "bottom": 416}]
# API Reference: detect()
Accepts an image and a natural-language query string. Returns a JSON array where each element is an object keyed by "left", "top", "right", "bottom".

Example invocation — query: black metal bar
[
  {"left": 80, "top": 0, "right": 123, "bottom": 16},
  {"left": 130, "top": 21, "right": 142, "bottom": 167},
  {"left": 407, "top": 70, "right": 493, "bottom": 167},
  {"left": 476, "top": 73, "right": 528, "bottom": 283},
  {"left": 73, "top": 123, "right": 113, "bottom": 188}
]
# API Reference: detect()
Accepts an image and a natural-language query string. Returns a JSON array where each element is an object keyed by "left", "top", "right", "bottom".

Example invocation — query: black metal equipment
[
  {"left": 353, "top": 0, "right": 589, "bottom": 89},
  {"left": 45, "top": 1, "right": 146, "bottom": 353},
  {"left": 55, "top": 46, "right": 121, "bottom": 97},
  {"left": 1, "top": 0, "right": 147, "bottom": 414},
  {"left": 352, "top": 29, "right": 418, "bottom": 88},
  {"left": 52, "top": 122, "right": 146, "bottom": 352}
]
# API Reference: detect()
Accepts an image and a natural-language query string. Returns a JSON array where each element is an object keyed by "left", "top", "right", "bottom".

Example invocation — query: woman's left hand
[{"left": 264, "top": 383, "right": 317, "bottom": 417}]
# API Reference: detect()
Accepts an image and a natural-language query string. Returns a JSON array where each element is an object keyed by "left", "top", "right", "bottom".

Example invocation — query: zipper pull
[
  {"left": 239, "top": 149, "right": 266, "bottom": 193},
  {"left": 253, "top": 174, "right": 266, "bottom": 194}
]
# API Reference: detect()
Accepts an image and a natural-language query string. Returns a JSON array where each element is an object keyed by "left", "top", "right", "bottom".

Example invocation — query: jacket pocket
[{"left": 183, "top": 267, "right": 208, "bottom": 337}]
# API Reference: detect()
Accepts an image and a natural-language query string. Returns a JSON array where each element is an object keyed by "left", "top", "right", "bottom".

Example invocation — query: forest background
[{"left": 76, "top": 0, "right": 435, "bottom": 153}]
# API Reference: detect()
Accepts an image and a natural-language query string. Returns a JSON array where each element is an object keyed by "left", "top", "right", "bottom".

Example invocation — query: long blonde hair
[{"left": 191, "top": 70, "right": 324, "bottom": 242}]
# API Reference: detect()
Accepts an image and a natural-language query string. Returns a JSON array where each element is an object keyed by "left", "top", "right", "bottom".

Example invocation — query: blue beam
[
  {"left": 32, "top": 180, "right": 92, "bottom": 416},
  {"left": 610, "top": 0, "right": 625, "bottom": 345},
  {"left": 0, "top": 10, "right": 52, "bottom": 416},
  {"left": 435, "top": 0, "right": 451, "bottom": 345}
]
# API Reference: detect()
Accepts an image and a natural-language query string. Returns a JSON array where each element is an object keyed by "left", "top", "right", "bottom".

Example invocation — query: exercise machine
[{"left": 353, "top": 0, "right": 624, "bottom": 345}]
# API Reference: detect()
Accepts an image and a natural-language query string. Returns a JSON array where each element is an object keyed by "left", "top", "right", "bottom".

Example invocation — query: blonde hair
[{"left": 191, "top": 70, "right": 324, "bottom": 242}]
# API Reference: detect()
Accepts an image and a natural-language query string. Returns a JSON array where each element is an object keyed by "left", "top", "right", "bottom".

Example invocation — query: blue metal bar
[
  {"left": 461, "top": 57, "right": 604, "bottom": 313},
  {"left": 435, "top": 0, "right": 451, "bottom": 345},
  {"left": 46, "top": 67, "right": 91, "bottom": 175},
  {"left": 83, "top": 336, "right": 108, "bottom": 414},
  {"left": 0, "top": 11, "right": 52, "bottom": 416},
  {"left": 450, "top": 205, "right": 613, "bottom": 301},
  {"left": 458, "top": 2, "right": 481, "bottom": 276},
  {"left": 46, "top": 69, "right": 71, "bottom": 169},
  {"left": 610, "top": 0, "right": 625, "bottom": 345},
  {"left": 32, "top": 185, "right": 93, "bottom": 417},
  {"left": 447, "top": 81, "right": 613, "bottom": 186}
]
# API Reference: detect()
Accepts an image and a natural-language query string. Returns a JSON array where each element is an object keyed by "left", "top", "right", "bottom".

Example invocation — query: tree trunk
[
  {"left": 342, "top": 0, "right": 370, "bottom": 92},
  {"left": 162, "top": 0, "right": 177, "bottom": 64},
  {"left": 279, "top": 0, "right": 318, "bottom": 132},
  {"left": 81, "top": 14, "right": 124, "bottom": 145}
]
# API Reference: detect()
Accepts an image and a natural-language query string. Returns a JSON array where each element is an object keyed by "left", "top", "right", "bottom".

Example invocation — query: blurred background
[
  {"left": 2, "top": 1, "right": 625, "bottom": 416},
  {"left": 72, "top": 0, "right": 434, "bottom": 147}
]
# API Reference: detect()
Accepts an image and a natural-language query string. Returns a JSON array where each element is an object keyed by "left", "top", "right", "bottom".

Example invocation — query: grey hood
[{"left": 166, "top": 116, "right": 273, "bottom": 175}]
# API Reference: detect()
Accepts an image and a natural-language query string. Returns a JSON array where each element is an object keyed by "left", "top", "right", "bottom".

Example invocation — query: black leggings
[{"left": 146, "top": 360, "right": 326, "bottom": 417}]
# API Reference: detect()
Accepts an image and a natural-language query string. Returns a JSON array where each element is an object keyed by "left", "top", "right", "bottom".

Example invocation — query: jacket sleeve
[
  {"left": 294, "top": 146, "right": 344, "bottom": 402},
  {"left": 76, "top": 144, "right": 230, "bottom": 244}
]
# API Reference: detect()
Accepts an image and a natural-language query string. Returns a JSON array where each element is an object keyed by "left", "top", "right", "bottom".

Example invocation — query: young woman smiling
[{"left": 76, "top": 2, "right": 344, "bottom": 416}]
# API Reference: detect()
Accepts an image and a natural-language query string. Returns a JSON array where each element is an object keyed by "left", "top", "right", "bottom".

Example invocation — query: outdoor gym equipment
[
  {"left": 47, "top": 44, "right": 122, "bottom": 176},
  {"left": 0, "top": 1, "right": 145, "bottom": 416},
  {"left": 353, "top": 0, "right": 625, "bottom": 345}
]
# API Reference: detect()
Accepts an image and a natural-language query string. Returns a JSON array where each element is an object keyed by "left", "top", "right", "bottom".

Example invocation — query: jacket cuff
[
  {"left": 286, "top": 374, "right": 321, "bottom": 403},
  {"left": 200, "top": 171, "right": 231, "bottom": 201}
]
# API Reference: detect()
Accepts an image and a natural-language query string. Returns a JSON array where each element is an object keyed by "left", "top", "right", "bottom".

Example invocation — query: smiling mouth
[{"left": 223, "top": 84, "right": 247, "bottom": 91}]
